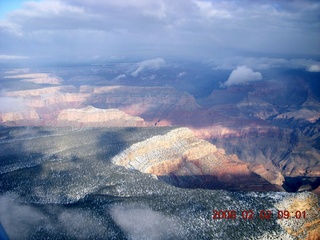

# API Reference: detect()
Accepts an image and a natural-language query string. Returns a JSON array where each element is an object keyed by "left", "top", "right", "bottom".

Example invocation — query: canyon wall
[
  {"left": 112, "top": 127, "right": 284, "bottom": 191},
  {"left": 57, "top": 106, "right": 147, "bottom": 127},
  {"left": 0, "top": 78, "right": 319, "bottom": 192}
]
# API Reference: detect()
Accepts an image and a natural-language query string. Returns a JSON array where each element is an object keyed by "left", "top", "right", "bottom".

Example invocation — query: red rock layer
[{"left": 112, "top": 128, "right": 284, "bottom": 191}]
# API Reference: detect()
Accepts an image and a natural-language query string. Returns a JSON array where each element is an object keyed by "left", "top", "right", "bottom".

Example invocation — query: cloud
[
  {"left": 0, "top": 194, "right": 47, "bottom": 239},
  {"left": 0, "top": 0, "right": 319, "bottom": 61},
  {"left": 0, "top": 194, "right": 109, "bottom": 239},
  {"left": 5, "top": 68, "right": 30, "bottom": 74},
  {"left": 0, "top": 97, "right": 26, "bottom": 112},
  {"left": 177, "top": 72, "right": 187, "bottom": 77},
  {"left": 0, "top": 55, "right": 29, "bottom": 60},
  {"left": 114, "top": 74, "right": 126, "bottom": 80},
  {"left": 212, "top": 57, "right": 320, "bottom": 72},
  {"left": 110, "top": 205, "right": 182, "bottom": 240},
  {"left": 10, "top": 1, "right": 84, "bottom": 19},
  {"left": 307, "top": 64, "right": 320, "bottom": 72},
  {"left": 224, "top": 66, "right": 262, "bottom": 86},
  {"left": 131, "top": 58, "right": 166, "bottom": 77},
  {"left": 195, "top": 1, "right": 232, "bottom": 19},
  {"left": 58, "top": 210, "right": 107, "bottom": 239}
]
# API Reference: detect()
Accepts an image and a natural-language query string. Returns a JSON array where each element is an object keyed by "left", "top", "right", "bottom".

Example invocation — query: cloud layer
[
  {"left": 307, "top": 64, "right": 320, "bottom": 72},
  {"left": 225, "top": 66, "right": 262, "bottom": 86},
  {"left": 131, "top": 58, "right": 166, "bottom": 77},
  {"left": 110, "top": 205, "right": 182, "bottom": 240},
  {"left": 0, "top": 0, "right": 319, "bottom": 62}
]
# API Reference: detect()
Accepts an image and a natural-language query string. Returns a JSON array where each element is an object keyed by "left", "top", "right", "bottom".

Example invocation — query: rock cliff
[
  {"left": 1, "top": 78, "right": 319, "bottom": 192},
  {"left": 57, "top": 106, "right": 147, "bottom": 127},
  {"left": 1, "top": 86, "right": 150, "bottom": 127},
  {"left": 81, "top": 85, "right": 200, "bottom": 122},
  {"left": 0, "top": 108, "right": 40, "bottom": 123},
  {"left": 112, "top": 128, "right": 283, "bottom": 191},
  {"left": 1, "top": 86, "right": 88, "bottom": 125},
  {"left": 194, "top": 124, "right": 320, "bottom": 173}
]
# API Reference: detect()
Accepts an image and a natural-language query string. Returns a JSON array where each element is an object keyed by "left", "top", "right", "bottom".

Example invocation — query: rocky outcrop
[
  {"left": 275, "top": 192, "right": 320, "bottom": 240},
  {"left": 57, "top": 106, "right": 147, "bottom": 127},
  {"left": 275, "top": 108, "right": 320, "bottom": 123},
  {"left": 2, "top": 86, "right": 89, "bottom": 124},
  {"left": 81, "top": 85, "right": 200, "bottom": 122},
  {"left": 5, "top": 86, "right": 74, "bottom": 97},
  {"left": 205, "top": 123, "right": 320, "bottom": 190},
  {"left": 112, "top": 128, "right": 283, "bottom": 191},
  {"left": 0, "top": 109, "right": 40, "bottom": 123},
  {"left": 1, "top": 86, "right": 151, "bottom": 127},
  {"left": 250, "top": 164, "right": 284, "bottom": 186},
  {"left": 1, "top": 78, "right": 319, "bottom": 193},
  {"left": 1, "top": 85, "right": 199, "bottom": 127}
]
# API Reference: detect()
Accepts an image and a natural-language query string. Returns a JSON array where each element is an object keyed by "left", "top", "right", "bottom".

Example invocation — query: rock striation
[
  {"left": 1, "top": 86, "right": 88, "bottom": 125},
  {"left": 57, "top": 106, "right": 147, "bottom": 127},
  {"left": 81, "top": 85, "right": 200, "bottom": 122},
  {"left": 0, "top": 108, "right": 40, "bottom": 124},
  {"left": 1, "top": 77, "right": 319, "bottom": 192},
  {"left": 275, "top": 108, "right": 320, "bottom": 123},
  {"left": 112, "top": 127, "right": 283, "bottom": 191}
]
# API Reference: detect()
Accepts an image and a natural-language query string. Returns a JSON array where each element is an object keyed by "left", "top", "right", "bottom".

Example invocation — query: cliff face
[
  {"left": 1, "top": 86, "right": 88, "bottom": 125},
  {"left": 0, "top": 125, "right": 318, "bottom": 239},
  {"left": 1, "top": 77, "right": 319, "bottom": 192},
  {"left": 0, "top": 85, "right": 198, "bottom": 127},
  {"left": 170, "top": 81, "right": 320, "bottom": 191},
  {"left": 81, "top": 85, "right": 200, "bottom": 122},
  {"left": 112, "top": 128, "right": 283, "bottom": 191},
  {"left": 6, "top": 86, "right": 87, "bottom": 108},
  {"left": 198, "top": 124, "right": 320, "bottom": 179},
  {"left": 57, "top": 106, "right": 147, "bottom": 127},
  {"left": 0, "top": 86, "right": 151, "bottom": 127},
  {"left": 0, "top": 109, "right": 40, "bottom": 123}
]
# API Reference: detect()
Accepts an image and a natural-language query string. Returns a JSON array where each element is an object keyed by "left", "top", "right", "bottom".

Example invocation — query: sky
[{"left": 0, "top": 0, "right": 319, "bottom": 64}]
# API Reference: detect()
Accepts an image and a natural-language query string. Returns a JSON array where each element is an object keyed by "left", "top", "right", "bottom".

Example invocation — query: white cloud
[
  {"left": 58, "top": 210, "right": 107, "bottom": 238},
  {"left": 0, "top": 21, "right": 23, "bottom": 36},
  {"left": 5, "top": 68, "right": 30, "bottom": 74},
  {"left": 195, "top": 1, "right": 232, "bottom": 19},
  {"left": 0, "top": 97, "right": 26, "bottom": 112},
  {"left": 110, "top": 205, "right": 182, "bottom": 240},
  {"left": 0, "top": 0, "right": 319, "bottom": 61},
  {"left": 0, "top": 195, "right": 47, "bottom": 239},
  {"left": 0, "top": 55, "right": 29, "bottom": 60},
  {"left": 224, "top": 65, "right": 262, "bottom": 86},
  {"left": 114, "top": 74, "right": 126, "bottom": 80},
  {"left": 131, "top": 58, "right": 166, "bottom": 77},
  {"left": 177, "top": 72, "right": 186, "bottom": 77},
  {"left": 212, "top": 57, "right": 320, "bottom": 71},
  {"left": 307, "top": 64, "right": 320, "bottom": 72},
  {"left": 11, "top": 0, "right": 84, "bottom": 18}
]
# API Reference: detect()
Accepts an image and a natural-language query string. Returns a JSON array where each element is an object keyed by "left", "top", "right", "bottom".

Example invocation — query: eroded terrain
[{"left": 0, "top": 126, "right": 319, "bottom": 239}]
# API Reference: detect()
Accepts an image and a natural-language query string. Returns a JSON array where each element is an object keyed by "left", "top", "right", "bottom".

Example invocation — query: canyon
[
  {"left": 0, "top": 70, "right": 319, "bottom": 194},
  {"left": 0, "top": 67, "right": 319, "bottom": 239},
  {"left": 112, "top": 127, "right": 284, "bottom": 191},
  {"left": 57, "top": 106, "right": 147, "bottom": 127},
  {"left": 0, "top": 126, "right": 318, "bottom": 239}
]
